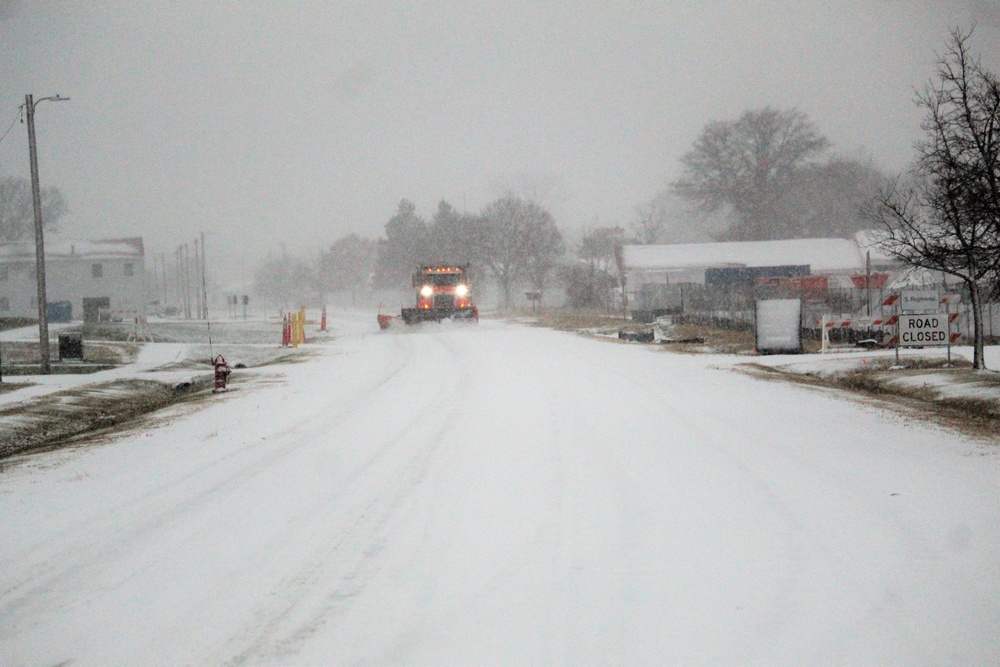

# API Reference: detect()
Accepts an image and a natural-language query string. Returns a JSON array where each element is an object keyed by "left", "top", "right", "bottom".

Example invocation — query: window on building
[
  {"left": 0, "top": 296, "right": 9, "bottom": 311},
  {"left": 92, "top": 263, "right": 103, "bottom": 278},
  {"left": 124, "top": 262, "right": 134, "bottom": 277}
]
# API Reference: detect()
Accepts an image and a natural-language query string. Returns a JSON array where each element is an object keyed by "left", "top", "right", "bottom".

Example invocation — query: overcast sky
[{"left": 2, "top": 1, "right": 998, "bottom": 275}]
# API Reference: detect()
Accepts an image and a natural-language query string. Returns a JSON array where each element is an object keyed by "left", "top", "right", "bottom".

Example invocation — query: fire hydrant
[{"left": 213, "top": 354, "right": 231, "bottom": 393}]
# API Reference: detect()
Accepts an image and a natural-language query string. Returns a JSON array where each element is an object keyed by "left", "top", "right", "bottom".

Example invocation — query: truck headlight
[
  {"left": 455, "top": 284, "right": 468, "bottom": 296},
  {"left": 420, "top": 285, "right": 434, "bottom": 297}
]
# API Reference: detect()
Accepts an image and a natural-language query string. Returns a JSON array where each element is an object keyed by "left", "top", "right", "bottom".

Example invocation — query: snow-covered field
[{"left": 2, "top": 312, "right": 999, "bottom": 665}]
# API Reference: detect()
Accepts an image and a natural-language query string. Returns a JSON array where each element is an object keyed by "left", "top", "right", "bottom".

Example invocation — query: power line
[{"left": 0, "top": 107, "right": 21, "bottom": 145}]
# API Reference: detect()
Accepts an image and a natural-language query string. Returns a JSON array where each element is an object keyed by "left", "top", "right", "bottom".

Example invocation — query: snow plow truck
[{"left": 378, "top": 264, "right": 478, "bottom": 329}]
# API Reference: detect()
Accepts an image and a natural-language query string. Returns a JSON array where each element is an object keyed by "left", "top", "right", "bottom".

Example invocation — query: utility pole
[
  {"left": 865, "top": 250, "right": 872, "bottom": 317},
  {"left": 183, "top": 243, "right": 192, "bottom": 319},
  {"left": 161, "top": 251, "right": 168, "bottom": 312},
  {"left": 179, "top": 245, "right": 189, "bottom": 319},
  {"left": 193, "top": 238, "right": 202, "bottom": 320},
  {"left": 24, "top": 93, "right": 69, "bottom": 374},
  {"left": 200, "top": 231, "right": 208, "bottom": 319},
  {"left": 176, "top": 246, "right": 182, "bottom": 317},
  {"left": 176, "top": 246, "right": 184, "bottom": 317}
]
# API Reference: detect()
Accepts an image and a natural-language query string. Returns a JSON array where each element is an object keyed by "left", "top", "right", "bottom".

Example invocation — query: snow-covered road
[{"left": 2, "top": 316, "right": 999, "bottom": 665}]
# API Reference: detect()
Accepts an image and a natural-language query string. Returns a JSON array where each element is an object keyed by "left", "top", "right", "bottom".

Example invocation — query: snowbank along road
[{"left": 2, "top": 314, "right": 999, "bottom": 665}]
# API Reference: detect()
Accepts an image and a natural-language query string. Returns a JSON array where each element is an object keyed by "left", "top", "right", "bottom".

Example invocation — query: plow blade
[
  {"left": 377, "top": 304, "right": 404, "bottom": 330},
  {"left": 400, "top": 307, "right": 478, "bottom": 325},
  {"left": 377, "top": 313, "right": 400, "bottom": 330}
]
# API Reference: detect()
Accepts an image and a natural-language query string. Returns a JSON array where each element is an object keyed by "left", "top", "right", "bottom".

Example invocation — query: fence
[{"left": 631, "top": 281, "right": 1000, "bottom": 345}]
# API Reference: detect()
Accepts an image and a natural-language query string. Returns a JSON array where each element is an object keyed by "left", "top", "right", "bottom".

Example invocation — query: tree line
[
  {"left": 254, "top": 193, "right": 574, "bottom": 312},
  {"left": 254, "top": 191, "right": 668, "bottom": 314}
]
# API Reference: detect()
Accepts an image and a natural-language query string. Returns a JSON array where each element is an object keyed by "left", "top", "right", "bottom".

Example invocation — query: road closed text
[{"left": 899, "top": 315, "right": 949, "bottom": 346}]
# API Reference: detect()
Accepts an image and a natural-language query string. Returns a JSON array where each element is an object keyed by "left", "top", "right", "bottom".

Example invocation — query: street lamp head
[{"left": 25, "top": 95, "right": 71, "bottom": 112}]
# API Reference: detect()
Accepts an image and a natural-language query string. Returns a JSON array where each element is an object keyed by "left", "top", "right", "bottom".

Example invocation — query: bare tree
[
  {"left": 579, "top": 226, "right": 628, "bottom": 271},
  {"left": 318, "top": 233, "right": 376, "bottom": 306},
  {"left": 630, "top": 194, "right": 727, "bottom": 244},
  {"left": 631, "top": 200, "right": 668, "bottom": 244},
  {"left": 867, "top": 27, "right": 1000, "bottom": 370},
  {"left": 523, "top": 214, "right": 564, "bottom": 300},
  {"left": 0, "top": 175, "right": 67, "bottom": 242},
  {"left": 252, "top": 252, "right": 317, "bottom": 315},
  {"left": 479, "top": 193, "right": 563, "bottom": 309},
  {"left": 778, "top": 156, "right": 888, "bottom": 238},
  {"left": 673, "top": 107, "right": 829, "bottom": 241}
]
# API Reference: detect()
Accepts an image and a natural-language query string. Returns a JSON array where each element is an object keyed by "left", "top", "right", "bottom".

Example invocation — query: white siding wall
[
  {"left": 0, "top": 256, "right": 145, "bottom": 320},
  {"left": 0, "top": 262, "right": 36, "bottom": 317}
]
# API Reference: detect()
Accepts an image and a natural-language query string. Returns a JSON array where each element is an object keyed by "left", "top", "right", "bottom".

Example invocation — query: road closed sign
[{"left": 898, "top": 313, "right": 949, "bottom": 346}]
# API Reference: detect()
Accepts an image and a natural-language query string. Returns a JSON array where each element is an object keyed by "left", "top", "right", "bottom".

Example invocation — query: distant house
[
  {"left": 620, "top": 233, "right": 902, "bottom": 314},
  {"left": 0, "top": 237, "right": 146, "bottom": 322}
]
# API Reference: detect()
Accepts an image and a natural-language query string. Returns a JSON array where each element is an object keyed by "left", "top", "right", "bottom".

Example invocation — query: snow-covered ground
[
  {"left": 1, "top": 313, "right": 999, "bottom": 665},
  {"left": 0, "top": 339, "right": 192, "bottom": 407},
  {"left": 0, "top": 318, "right": 299, "bottom": 408}
]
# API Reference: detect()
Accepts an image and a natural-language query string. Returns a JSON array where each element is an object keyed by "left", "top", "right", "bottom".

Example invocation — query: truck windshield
[{"left": 426, "top": 274, "right": 462, "bottom": 286}]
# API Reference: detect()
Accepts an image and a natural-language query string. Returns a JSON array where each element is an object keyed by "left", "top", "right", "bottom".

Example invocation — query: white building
[
  {"left": 0, "top": 237, "right": 146, "bottom": 322},
  {"left": 623, "top": 237, "right": 864, "bottom": 286}
]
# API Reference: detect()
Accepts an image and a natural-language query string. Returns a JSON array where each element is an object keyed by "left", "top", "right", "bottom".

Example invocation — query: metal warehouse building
[{"left": 620, "top": 233, "right": 901, "bottom": 313}]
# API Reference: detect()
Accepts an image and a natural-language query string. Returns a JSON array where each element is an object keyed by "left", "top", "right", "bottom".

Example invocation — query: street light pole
[{"left": 24, "top": 93, "right": 69, "bottom": 374}]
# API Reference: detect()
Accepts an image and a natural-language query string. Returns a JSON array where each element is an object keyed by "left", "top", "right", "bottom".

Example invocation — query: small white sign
[
  {"left": 898, "top": 313, "right": 949, "bottom": 346},
  {"left": 900, "top": 290, "right": 939, "bottom": 313}
]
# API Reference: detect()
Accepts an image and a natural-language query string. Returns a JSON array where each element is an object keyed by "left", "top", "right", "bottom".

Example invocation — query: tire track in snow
[
  {"left": 217, "top": 330, "right": 475, "bottom": 666},
  {"left": 0, "top": 336, "right": 416, "bottom": 631},
  {"left": 404, "top": 329, "right": 847, "bottom": 661}
]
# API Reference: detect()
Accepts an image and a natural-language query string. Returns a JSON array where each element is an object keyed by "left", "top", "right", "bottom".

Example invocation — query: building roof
[
  {"left": 622, "top": 237, "right": 870, "bottom": 274},
  {"left": 0, "top": 237, "right": 144, "bottom": 261}
]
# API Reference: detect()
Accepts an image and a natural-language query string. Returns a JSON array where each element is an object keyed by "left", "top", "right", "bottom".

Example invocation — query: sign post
[
  {"left": 940, "top": 293, "right": 961, "bottom": 366},
  {"left": 525, "top": 291, "right": 541, "bottom": 314},
  {"left": 947, "top": 299, "right": 952, "bottom": 365},
  {"left": 894, "top": 293, "right": 902, "bottom": 364}
]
